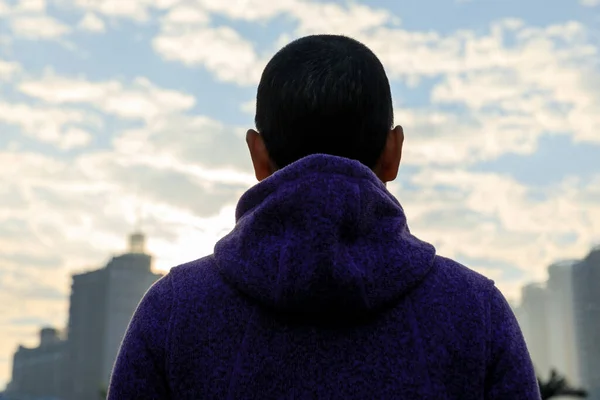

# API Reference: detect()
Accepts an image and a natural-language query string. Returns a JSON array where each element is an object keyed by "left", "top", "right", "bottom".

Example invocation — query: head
[{"left": 247, "top": 34, "right": 404, "bottom": 183}]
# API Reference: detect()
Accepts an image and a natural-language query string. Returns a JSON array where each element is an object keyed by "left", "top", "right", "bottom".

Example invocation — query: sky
[{"left": 1, "top": 0, "right": 600, "bottom": 389}]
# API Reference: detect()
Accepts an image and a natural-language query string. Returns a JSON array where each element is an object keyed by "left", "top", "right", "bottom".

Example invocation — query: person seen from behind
[{"left": 108, "top": 34, "right": 541, "bottom": 399}]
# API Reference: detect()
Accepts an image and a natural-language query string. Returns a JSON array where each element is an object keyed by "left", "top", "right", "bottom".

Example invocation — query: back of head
[{"left": 255, "top": 34, "right": 394, "bottom": 169}]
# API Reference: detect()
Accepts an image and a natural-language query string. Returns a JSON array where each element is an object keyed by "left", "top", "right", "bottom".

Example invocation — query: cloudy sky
[{"left": 1, "top": 0, "right": 600, "bottom": 389}]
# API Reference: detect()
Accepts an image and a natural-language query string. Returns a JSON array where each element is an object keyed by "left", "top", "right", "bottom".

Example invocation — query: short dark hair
[{"left": 255, "top": 34, "right": 394, "bottom": 169}]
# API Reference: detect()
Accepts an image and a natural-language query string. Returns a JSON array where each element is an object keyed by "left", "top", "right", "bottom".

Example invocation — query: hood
[{"left": 214, "top": 154, "right": 436, "bottom": 317}]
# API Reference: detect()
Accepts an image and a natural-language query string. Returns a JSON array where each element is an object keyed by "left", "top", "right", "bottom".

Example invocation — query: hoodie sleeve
[
  {"left": 485, "top": 285, "right": 541, "bottom": 400},
  {"left": 107, "top": 273, "right": 173, "bottom": 399}
]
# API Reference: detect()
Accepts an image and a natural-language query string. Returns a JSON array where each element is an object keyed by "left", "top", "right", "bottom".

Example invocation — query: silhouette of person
[{"left": 109, "top": 34, "right": 541, "bottom": 400}]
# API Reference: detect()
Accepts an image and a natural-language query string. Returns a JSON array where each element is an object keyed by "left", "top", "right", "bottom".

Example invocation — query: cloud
[
  {"left": 65, "top": 0, "right": 395, "bottom": 86},
  {"left": 0, "top": 102, "right": 99, "bottom": 150},
  {"left": 395, "top": 169, "right": 600, "bottom": 289},
  {"left": 0, "top": 147, "right": 242, "bottom": 384},
  {"left": 66, "top": 0, "right": 395, "bottom": 31},
  {"left": 57, "top": 0, "right": 600, "bottom": 161},
  {"left": 1, "top": 73, "right": 249, "bottom": 270},
  {"left": 58, "top": 127, "right": 94, "bottom": 149},
  {"left": 19, "top": 75, "right": 196, "bottom": 121},
  {"left": 426, "top": 21, "right": 600, "bottom": 145},
  {"left": 288, "top": 2, "right": 396, "bottom": 36},
  {"left": 580, "top": 0, "right": 600, "bottom": 6},
  {"left": 0, "top": 252, "right": 62, "bottom": 271},
  {"left": 65, "top": 0, "right": 179, "bottom": 21},
  {"left": 78, "top": 12, "right": 106, "bottom": 32},
  {"left": 149, "top": 15, "right": 600, "bottom": 169},
  {"left": 240, "top": 99, "right": 255, "bottom": 115},
  {"left": 397, "top": 104, "right": 570, "bottom": 167},
  {"left": 383, "top": 20, "right": 600, "bottom": 169},
  {"left": 148, "top": 13, "right": 600, "bottom": 168},
  {"left": 149, "top": 1, "right": 444, "bottom": 86},
  {"left": 191, "top": 0, "right": 396, "bottom": 35},
  {"left": 0, "top": 0, "right": 9, "bottom": 15},
  {"left": 395, "top": 108, "right": 495, "bottom": 166},
  {"left": 151, "top": 11, "right": 600, "bottom": 162},
  {"left": 0, "top": 0, "right": 46, "bottom": 15},
  {"left": 0, "top": 109, "right": 253, "bottom": 266},
  {"left": 112, "top": 113, "right": 254, "bottom": 173},
  {"left": 0, "top": 144, "right": 244, "bottom": 283},
  {"left": 0, "top": 258, "right": 71, "bottom": 388},
  {"left": 153, "top": 24, "right": 266, "bottom": 85},
  {"left": 14, "top": 0, "right": 46, "bottom": 12},
  {"left": 161, "top": 3, "right": 210, "bottom": 25},
  {"left": 78, "top": 150, "right": 250, "bottom": 218},
  {"left": 0, "top": 0, "right": 70, "bottom": 40},
  {"left": 190, "top": 0, "right": 295, "bottom": 22},
  {"left": 0, "top": 59, "right": 21, "bottom": 80},
  {"left": 9, "top": 15, "right": 71, "bottom": 39}
]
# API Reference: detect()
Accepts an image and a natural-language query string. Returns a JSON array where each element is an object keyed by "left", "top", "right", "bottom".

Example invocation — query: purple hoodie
[{"left": 108, "top": 154, "right": 540, "bottom": 399}]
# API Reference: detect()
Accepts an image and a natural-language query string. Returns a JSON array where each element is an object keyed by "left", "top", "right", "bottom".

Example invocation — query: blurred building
[
  {"left": 5, "top": 327, "right": 66, "bottom": 400},
  {"left": 518, "top": 282, "right": 551, "bottom": 375},
  {"left": 572, "top": 247, "right": 600, "bottom": 400},
  {"left": 545, "top": 260, "right": 580, "bottom": 385},
  {"left": 62, "top": 232, "right": 163, "bottom": 400}
]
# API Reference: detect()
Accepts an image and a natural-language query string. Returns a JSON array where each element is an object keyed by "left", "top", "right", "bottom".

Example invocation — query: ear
[
  {"left": 377, "top": 125, "right": 404, "bottom": 183},
  {"left": 246, "top": 129, "right": 274, "bottom": 181}
]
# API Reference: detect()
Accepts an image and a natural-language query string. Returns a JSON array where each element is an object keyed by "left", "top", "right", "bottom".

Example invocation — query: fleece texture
[{"left": 108, "top": 154, "right": 541, "bottom": 400}]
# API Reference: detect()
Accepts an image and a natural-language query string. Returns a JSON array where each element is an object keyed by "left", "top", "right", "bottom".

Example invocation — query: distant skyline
[{"left": 1, "top": 0, "right": 600, "bottom": 389}]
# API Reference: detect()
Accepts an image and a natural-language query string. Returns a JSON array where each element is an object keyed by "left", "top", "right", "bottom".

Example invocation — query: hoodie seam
[
  {"left": 274, "top": 227, "right": 293, "bottom": 305},
  {"left": 353, "top": 181, "right": 372, "bottom": 310},
  {"left": 226, "top": 308, "right": 258, "bottom": 400},
  {"left": 407, "top": 295, "right": 436, "bottom": 396}
]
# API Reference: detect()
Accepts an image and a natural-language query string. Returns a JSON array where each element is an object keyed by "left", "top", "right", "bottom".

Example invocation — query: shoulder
[
  {"left": 168, "top": 255, "right": 221, "bottom": 286},
  {"left": 429, "top": 255, "right": 496, "bottom": 295},
  {"left": 164, "top": 254, "right": 253, "bottom": 320},
  {"left": 431, "top": 256, "right": 519, "bottom": 335},
  {"left": 165, "top": 255, "right": 241, "bottom": 304},
  {"left": 417, "top": 255, "right": 505, "bottom": 326},
  {"left": 160, "top": 256, "right": 255, "bottom": 374}
]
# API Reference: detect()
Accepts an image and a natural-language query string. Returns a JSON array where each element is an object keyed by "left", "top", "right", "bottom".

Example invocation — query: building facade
[
  {"left": 545, "top": 261, "right": 580, "bottom": 385},
  {"left": 63, "top": 232, "right": 163, "bottom": 400},
  {"left": 518, "top": 282, "right": 551, "bottom": 376},
  {"left": 572, "top": 247, "right": 600, "bottom": 400},
  {"left": 6, "top": 328, "right": 66, "bottom": 400}
]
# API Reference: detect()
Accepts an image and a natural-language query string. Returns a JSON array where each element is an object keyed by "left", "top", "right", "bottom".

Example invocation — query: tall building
[
  {"left": 545, "top": 261, "right": 580, "bottom": 385},
  {"left": 519, "top": 283, "right": 550, "bottom": 376},
  {"left": 572, "top": 247, "right": 600, "bottom": 400},
  {"left": 6, "top": 327, "right": 66, "bottom": 400},
  {"left": 63, "top": 232, "right": 163, "bottom": 400}
]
